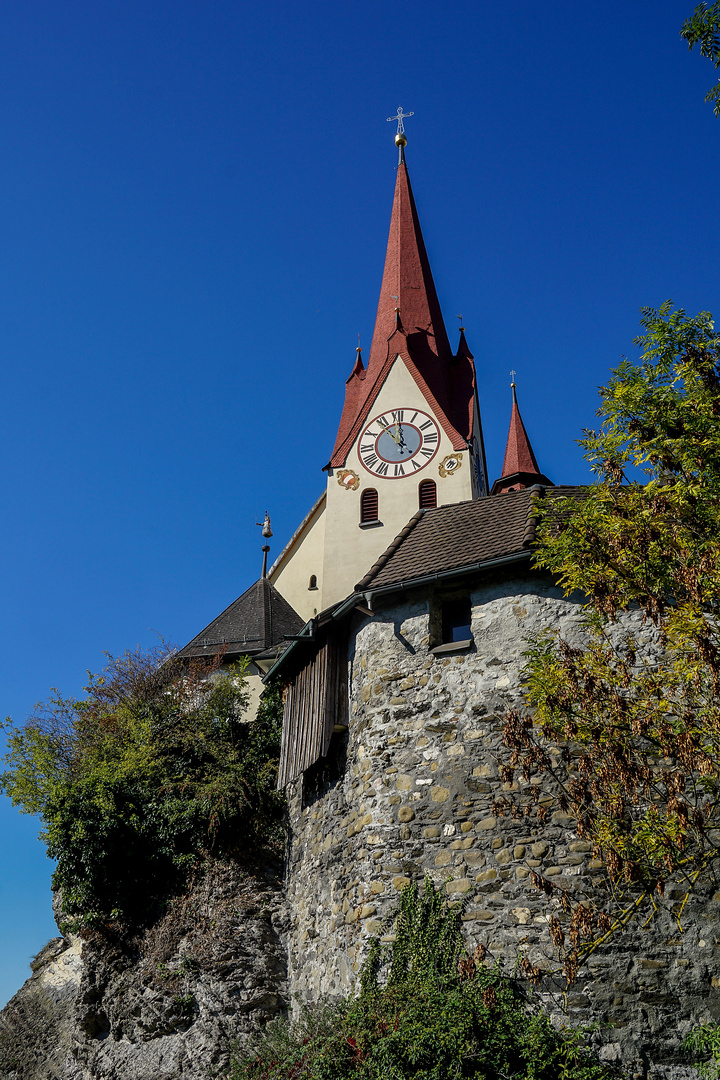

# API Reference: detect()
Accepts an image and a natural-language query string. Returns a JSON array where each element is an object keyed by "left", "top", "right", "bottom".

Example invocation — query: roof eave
[
  {"left": 263, "top": 549, "right": 532, "bottom": 683},
  {"left": 267, "top": 490, "right": 326, "bottom": 579}
]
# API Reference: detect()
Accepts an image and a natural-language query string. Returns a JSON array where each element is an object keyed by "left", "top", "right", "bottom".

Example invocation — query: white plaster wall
[
  {"left": 269, "top": 496, "right": 326, "bottom": 621},
  {"left": 243, "top": 669, "right": 264, "bottom": 721},
  {"left": 321, "top": 356, "right": 477, "bottom": 609}
]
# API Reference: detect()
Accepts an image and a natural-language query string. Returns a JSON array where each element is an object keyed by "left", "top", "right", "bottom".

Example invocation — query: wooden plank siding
[{"left": 277, "top": 629, "right": 348, "bottom": 789}]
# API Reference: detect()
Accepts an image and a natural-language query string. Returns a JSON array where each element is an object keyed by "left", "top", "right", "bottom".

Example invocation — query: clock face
[{"left": 358, "top": 408, "right": 440, "bottom": 478}]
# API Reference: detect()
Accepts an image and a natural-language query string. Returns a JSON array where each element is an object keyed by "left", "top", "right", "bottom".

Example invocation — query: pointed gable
[
  {"left": 490, "top": 385, "right": 553, "bottom": 495},
  {"left": 177, "top": 577, "right": 303, "bottom": 661},
  {"left": 327, "top": 159, "right": 476, "bottom": 468}
]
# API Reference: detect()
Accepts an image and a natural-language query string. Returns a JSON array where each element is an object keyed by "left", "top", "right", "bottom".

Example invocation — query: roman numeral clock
[{"left": 358, "top": 409, "right": 440, "bottom": 478}]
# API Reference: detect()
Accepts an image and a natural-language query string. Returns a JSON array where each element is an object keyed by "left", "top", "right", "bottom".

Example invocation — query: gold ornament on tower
[
  {"left": 439, "top": 453, "right": 463, "bottom": 478},
  {"left": 337, "top": 469, "right": 360, "bottom": 491}
]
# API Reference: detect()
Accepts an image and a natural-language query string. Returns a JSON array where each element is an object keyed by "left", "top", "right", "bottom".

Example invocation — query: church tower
[{"left": 317, "top": 119, "right": 489, "bottom": 609}]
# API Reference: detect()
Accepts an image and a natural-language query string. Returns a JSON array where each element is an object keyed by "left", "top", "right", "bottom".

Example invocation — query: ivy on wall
[
  {"left": 231, "top": 879, "right": 610, "bottom": 1080},
  {"left": 498, "top": 304, "right": 720, "bottom": 981}
]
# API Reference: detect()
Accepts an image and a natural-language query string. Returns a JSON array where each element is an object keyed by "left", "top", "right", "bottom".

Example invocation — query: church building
[
  {"left": 179, "top": 115, "right": 550, "bottom": 712},
  {"left": 177, "top": 119, "right": 719, "bottom": 1067}
]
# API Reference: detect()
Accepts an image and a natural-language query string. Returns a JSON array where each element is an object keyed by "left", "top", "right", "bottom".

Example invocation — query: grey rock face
[
  {"left": 0, "top": 937, "right": 83, "bottom": 1079},
  {"left": 0, "top": 860, "right": 288, "bottom": 1080}
]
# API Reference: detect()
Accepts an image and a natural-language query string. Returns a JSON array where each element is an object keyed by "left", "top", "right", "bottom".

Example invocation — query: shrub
[
  {"left": 230, "top": 880, "right": 611, "bottom": 1080},
  {"left": 1, "top": 647, "right": 285, "bottom": 926},
  {"left": 684, "top": 1023, "right": 720, "bottom": 1078}
]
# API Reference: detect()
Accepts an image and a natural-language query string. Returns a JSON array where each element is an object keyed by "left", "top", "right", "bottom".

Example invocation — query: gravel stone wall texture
[{"left": 284, "top": 570, "right": 720, "bottom": 1079}]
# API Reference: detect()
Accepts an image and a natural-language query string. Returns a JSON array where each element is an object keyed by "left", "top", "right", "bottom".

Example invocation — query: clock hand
[{"left": 386, "top": 422, "right": 402, "bottom": 445}]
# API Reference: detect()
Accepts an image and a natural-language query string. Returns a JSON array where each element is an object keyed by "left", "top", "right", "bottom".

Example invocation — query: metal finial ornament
[
  {"left": 260, "top": 511, "right": 273, "bottom": 538},
  {"left": 510, "top": 369, "right": 517, "bottom": 387},
  {"left": 456, "top": 314, "right": 465, "bottom": 331},
  {"left": 256, "top": 512, "right": 273, "bottom": 578},
  {"left": 387, "top": 106, "right": 414, "bottom": 162},
  {"left": 387, "top": 106, "right": 414, "bottom": 142}
]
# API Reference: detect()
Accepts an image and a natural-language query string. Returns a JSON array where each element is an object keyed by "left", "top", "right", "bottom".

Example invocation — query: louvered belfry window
[
  {"left": 418, "top": 479, "right": 437, "bottom": 509},
  {"left": 360, "top": 488, "right": 379, "bottom": 523}
]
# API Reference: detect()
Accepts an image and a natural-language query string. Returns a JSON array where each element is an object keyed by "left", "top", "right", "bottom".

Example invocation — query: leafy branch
[
  {"left": 682, "top": 3, "right": 720, "bottom": 115},
  {"left": 496, "top": 303, "right": 720, "bottom": 983}
]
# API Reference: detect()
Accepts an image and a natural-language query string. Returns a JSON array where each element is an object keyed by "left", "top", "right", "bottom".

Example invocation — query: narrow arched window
[
  {"left": 360, "top": 488, "right": 378, "bottom": 523},
  {"left": 418, "top": 479, "right": 437, "bottom": 509},
  {"left": 308, "top": 574, "right": 318, "bottom": 590}
]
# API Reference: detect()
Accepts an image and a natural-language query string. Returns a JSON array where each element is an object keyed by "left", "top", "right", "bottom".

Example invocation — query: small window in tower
[
  {"left": 360, "top": 488, "right": 379, "bottom": 524},
  {"left": 418, "top": 479, "right": 437, "bottom": 509},
  {"left": 442, "top": 597, "right": 472, "bottom": 644},
  {"left": 308, "top": 574, "right": 318, "bottom": 591},
  {"left": 429, "top": 594, "right": 474, "bottom": 655}
]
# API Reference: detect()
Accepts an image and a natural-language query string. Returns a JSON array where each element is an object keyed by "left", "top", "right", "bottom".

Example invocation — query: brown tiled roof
[
  {"left": 356, "top": 487, "right": 580, "bottom": 592},
  {"left": 177, "top": 577, "right": 304, "bottom": 661}
]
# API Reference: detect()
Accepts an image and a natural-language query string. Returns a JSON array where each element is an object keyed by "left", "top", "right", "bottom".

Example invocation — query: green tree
[
  {"left": 1, "top": 647, "right": 285, "bottom": 927},
  {"left": 681, "top": 2, "right": 720, "bottom": 115},
  {"left": 499, "top": 302, "right": 720, "bottom": 982}
]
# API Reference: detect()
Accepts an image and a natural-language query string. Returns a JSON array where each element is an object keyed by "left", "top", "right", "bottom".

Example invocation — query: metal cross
[
  {"left": 387, "top": 106, "right": 414, "bottom": 135},
  {"left": 510, "top": 369, "right": 516, "bottom": 384}
]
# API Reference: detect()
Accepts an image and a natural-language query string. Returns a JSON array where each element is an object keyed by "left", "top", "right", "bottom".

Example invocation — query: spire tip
[{"left": 387, "top": 106, "right": 413, "bottom": 164}]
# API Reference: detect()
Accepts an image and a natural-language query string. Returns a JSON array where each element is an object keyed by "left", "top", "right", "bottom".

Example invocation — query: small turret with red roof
[{"left": 490, "top": 379, "right": 553, "bottom": 495}]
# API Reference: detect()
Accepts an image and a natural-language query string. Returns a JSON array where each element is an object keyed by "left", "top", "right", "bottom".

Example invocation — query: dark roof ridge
[
  {"left": 355, "top": 508, "right": 426, "bottom": 591},
  {"left": 178, "top": 575, "right": 303, "bottom": 660}
]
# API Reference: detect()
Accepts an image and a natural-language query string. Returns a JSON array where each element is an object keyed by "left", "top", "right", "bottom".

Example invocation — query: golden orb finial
[{"left": 387, "top": 107, "right": 413, "bottom": 151}]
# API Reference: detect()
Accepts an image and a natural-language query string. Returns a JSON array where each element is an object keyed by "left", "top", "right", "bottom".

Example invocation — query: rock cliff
[{"left": 0, "top": 859, "right": 287, "bottom": 1080}]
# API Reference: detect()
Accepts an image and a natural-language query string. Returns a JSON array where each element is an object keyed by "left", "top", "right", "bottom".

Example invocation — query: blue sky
[{"left": 1, "top": 0, "right": 718, "bottom": 1006}]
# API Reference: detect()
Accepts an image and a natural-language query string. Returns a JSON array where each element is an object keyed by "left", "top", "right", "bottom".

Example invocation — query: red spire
[
  {"left": 456, "top": 326, "right": 472, "bottom": 361},
  {"left": 327, "top": 157, "right": 476, "bottom": 468},
  {"left": 366, "top": 159, "right": 451, "bottom": 370},
  {"left": 491, "top": 383, "right": 552, "bottom": 495}
]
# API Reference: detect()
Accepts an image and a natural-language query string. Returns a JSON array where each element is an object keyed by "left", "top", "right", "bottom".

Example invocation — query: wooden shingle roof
[{"left": 177, "top": 577, "right": 303, "bottom": 661}]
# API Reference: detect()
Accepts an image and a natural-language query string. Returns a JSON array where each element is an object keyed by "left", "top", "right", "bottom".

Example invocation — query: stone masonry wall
[{"left": 285, "top": 570, "right": 720, "bottom": 1078}]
